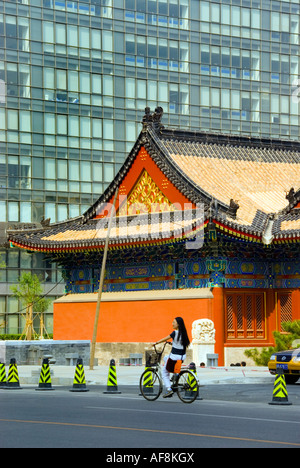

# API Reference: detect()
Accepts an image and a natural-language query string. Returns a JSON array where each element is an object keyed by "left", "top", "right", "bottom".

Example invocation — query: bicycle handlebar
[{"left": 153, "top": 341, "right": 172, "bottom": 354}]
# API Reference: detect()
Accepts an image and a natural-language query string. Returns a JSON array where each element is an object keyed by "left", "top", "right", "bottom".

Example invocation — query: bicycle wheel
[
  {"left": 176, "top": 370, "right": 199, "bottom": 404},
  {"left": 139, "top": 368, "right": 162, "bottom": 401}
]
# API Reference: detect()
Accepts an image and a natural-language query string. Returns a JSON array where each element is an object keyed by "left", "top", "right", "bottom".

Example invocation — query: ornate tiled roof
[
  {"left": 152, "top": 127, "right": 300, "bottom": 243},
  {"left": 7, "top": 107, "right": 300, "bottom": 252},
  {"left": 8, "top": 210, "right": 204, "bottom": 252}
]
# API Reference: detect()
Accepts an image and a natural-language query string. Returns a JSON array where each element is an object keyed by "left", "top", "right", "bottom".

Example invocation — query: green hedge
[
  {"left": 0, "top": 334, "right": 53, "bottom": 341},
  {"left": 0, "top": 334, "right": 22, "bottom": 340}
]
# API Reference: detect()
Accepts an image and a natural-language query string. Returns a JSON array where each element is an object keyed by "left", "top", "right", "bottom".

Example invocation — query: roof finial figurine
[
  {"left": 142, "top": 107, "right": 153, "bottom": 132},
  {"left": 227, "top": 199, "right": 239, "bottom": 219},
  {"left": 40, "top": 216, "right": 51, "bottom": 228},
  {"left": 142, "top": 107, "right": 164, "bottom": 132},
  {"left": 286, "top": 187, "right": 296, "bottom": 206},
  {"left": 153, "top": 106, "right": 164, "bottom": 123}
]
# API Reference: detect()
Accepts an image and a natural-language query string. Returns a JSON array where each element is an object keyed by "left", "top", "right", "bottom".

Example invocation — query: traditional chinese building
[{"left": 7, "top": 108, "right": 300, "bottom": 365}]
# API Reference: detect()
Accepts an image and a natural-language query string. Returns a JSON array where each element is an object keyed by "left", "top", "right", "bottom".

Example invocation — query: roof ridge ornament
[
  {"left": 142, "top": 106, "right": 164, "bottom": 133},
  {"left": 262, "top": 214, "right": 275, "bottom": 245},
  {"left": 40, "top": 216, "right": 51, "bottom": 228},
  {"left": 284, "top": 187, "right": 300, "bottom": 214},
  {"left": 286, "top": 187, "right": 296, "bottom": 206},
  {"left": 227, "top": 199, "right": 240, "bottom": 219}
]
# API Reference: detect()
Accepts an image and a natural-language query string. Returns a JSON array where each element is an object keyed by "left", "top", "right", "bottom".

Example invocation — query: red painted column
[
  {"left": 212, "top": 286, "right": 225, "bottom": 366},
  {"left": 292, "top": 289, "right": 300, "bottom": 321}
]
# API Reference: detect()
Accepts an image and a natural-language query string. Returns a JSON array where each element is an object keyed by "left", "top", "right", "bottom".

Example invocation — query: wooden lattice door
[
  {"left": 225, "top": 291, "right": 265, "bottom": 340},
  {"left": 277, "top": 292, "right": 293, "bottom": 331}
]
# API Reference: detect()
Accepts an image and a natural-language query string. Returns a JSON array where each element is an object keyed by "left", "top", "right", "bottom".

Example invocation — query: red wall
[{"left": 53, "top": 297, "right": 212, "bottom": 343}]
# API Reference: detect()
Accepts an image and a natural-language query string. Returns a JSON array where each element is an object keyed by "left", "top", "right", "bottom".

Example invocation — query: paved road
[{"left": 0, "top": 384, "right": 299, "bottom": 449}]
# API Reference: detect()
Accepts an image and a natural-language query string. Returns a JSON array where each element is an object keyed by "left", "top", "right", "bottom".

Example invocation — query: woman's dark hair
[{"left": 175, "top": 317, "right": 190, "bottom": 348}]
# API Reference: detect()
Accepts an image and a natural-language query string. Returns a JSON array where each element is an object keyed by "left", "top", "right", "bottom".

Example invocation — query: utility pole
[{"left": 89, "top": 187, "right": 119, "bottom": 370}]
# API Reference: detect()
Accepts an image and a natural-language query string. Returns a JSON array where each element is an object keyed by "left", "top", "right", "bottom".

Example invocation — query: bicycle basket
[{"left": 145, "top": 350, "right": 162, "bottom": 366}]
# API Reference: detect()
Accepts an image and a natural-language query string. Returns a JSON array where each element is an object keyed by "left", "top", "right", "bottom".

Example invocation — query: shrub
[
  {"left": 244, "top": 320, "right": 300, "bottom": 366},
  {"left": 0, "top": 334, "right": 23, "bottom": 341},
  {"left": 0, "top": 334, "right": 53, "bottom": 341}
]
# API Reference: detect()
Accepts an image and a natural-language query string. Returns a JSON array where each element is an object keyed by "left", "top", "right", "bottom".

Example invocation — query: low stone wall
[
  {"left": 0, "top": 340, "right": 90, "bottom": 366},
  {"left": 0, "top": 340, "right": 194, "bottom": 367},
  {"left": 95, "top": 342, "right": 193, "bottom": 366},
  {"left": 224, "top": 346, "right": 257, "bottom": 366}
]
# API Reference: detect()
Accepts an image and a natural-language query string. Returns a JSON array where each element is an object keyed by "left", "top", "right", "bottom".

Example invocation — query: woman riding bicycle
[{"left": 153, "top": 317, "right": 190, "bottom": 398}]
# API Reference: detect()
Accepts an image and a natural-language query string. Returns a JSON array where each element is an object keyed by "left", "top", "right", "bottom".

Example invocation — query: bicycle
[{"left": 139, "top": 342, "right": 200, "bottom": 404}]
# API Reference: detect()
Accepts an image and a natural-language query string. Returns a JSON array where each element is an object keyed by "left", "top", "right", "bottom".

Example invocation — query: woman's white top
[{"left": 169, "top": 330, "right": 186, "bottom": 361}]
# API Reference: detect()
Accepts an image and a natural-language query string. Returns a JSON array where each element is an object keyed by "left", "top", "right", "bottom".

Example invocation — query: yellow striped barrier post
[
  {"left": 185, "top": 362, "right": 202, "bottom": 400},
  {"left": 0, "top": 362, "right": 7, "bottom": 388},
  {"left": 139, "top": 350, "right": 154, "bottom": 396},
  {"left": 103, "top": 359, "right": 121, "bottom": 394},
  {"left": 36, "top": 358, "right": 54, "bottom": 391},
  {"left": 70, "top": 358, "right": 89, "bottom": 392},
  {"left": 140, "top": 367, "right": 154, "bottom": 396},
  {"left": 269, "top": 367, "right": 292, "bottom": 406},
  {"left": 6, "top": 358, "right": 22, "bottom": 389}
]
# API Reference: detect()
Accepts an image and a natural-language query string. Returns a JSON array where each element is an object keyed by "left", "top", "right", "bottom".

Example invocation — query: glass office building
[{"left": 0, "top": 0, "right": 299, "bottom": 333}]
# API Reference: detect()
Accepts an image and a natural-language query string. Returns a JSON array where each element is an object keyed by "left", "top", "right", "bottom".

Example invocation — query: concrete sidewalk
[{"left": 8, "top": 364, "right": 274, "bottom": 387}]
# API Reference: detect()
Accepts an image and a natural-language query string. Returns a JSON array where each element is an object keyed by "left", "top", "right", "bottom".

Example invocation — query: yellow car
[{"left": 268, "top": 350, "right": 300, "bottom": 384}]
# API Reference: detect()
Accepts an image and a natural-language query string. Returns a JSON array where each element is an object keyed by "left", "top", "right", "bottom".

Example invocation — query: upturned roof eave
[{"left": 8, "top": 208, "right": 300, "bottom": 253}]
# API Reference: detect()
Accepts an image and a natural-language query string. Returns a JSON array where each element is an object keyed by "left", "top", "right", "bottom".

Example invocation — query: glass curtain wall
[{"left": 0, "top": 0, "right": 299, "bottom": 332}]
